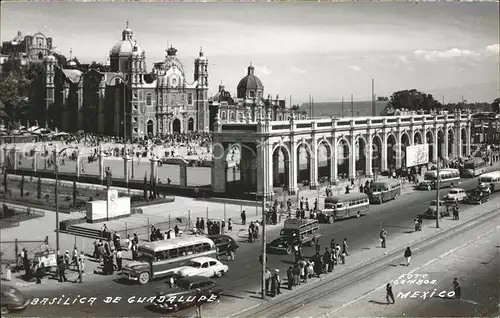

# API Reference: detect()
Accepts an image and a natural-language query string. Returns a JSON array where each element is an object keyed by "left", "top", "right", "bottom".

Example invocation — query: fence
[
  {"left": 0, "top": 204, "right": 45, "bottom": 229},
  {"left": 0, "top": 236, "right": 49, "bottom": 265}
]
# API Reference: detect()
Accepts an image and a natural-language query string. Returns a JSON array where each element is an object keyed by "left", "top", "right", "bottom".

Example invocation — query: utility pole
[
  {"left": 261, "top": 135, "right": 267, "bottom": 301},
  {"left": 436, "top": 159, "right": 440, "bottom": 228},
  {"left": 371, "top": 78, "right": 375, "bottom": 116}
]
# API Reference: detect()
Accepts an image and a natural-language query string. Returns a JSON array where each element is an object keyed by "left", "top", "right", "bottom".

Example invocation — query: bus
[
  {"left": 121, "top": 236, "right": 216, "bottom": 284},
  {"left": 422, "top": 168, "right": 460, "bottom": 190},
  {"left": 463, "top": 159, "right": 487, "bottom": 177},
  {"left": 367, "top": 180, "right": 402, "bottom": 204},
  {"left": 267, "top": 219, "right": 319, "bottom": 255},
  {"left": 318, "top": 193, "right": 370, "bottom": 224},
  {"left": 478, "top": 171, "right": 500, "bottom": 192}
]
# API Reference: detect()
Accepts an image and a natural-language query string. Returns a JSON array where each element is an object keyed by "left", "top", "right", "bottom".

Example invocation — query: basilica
[{"left": 33, "top": 23, "right": 305, "bottom": 137}]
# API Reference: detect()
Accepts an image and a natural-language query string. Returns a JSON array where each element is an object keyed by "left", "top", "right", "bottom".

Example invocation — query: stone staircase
[{"left": 60, "top": 225, "right": 106, "bottom": 240}]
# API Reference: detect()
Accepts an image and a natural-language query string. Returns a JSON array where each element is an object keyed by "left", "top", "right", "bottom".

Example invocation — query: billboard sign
[{"left": 406, "top": 144, "right": 429, "bottom": 167}]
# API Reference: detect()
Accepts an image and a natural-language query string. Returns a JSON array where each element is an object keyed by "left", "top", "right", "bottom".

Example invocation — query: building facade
[
  {"left": 0, "top": 31, "right": 53, "bottom": 74},
  {"left": 209, "top": 64, "right": 307, "bottom": 130},
  {"left": 38, "top": 24, "right": 209, "bottom": 137}
]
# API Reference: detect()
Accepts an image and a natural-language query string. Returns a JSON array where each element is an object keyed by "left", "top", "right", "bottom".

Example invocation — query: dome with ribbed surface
[
  {"left": 237, "top": 64, "right": 263, "bottom": 98},
  {"left": 110, "top": 24, "right": 142, "bottom": 57}
]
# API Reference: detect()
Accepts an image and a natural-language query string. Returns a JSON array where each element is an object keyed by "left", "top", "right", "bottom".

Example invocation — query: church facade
[{"left": 39, "top": 24, "right": 209, "bottom": 137}]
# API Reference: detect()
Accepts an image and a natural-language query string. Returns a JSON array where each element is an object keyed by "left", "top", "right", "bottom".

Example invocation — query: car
[
  {"left": 460, "top": 169, "right": 475, "bottom": 178},
  {"left": 153, "top": 276, "right": 223, "bottom": 312},
  {"left": 417, "top": 181, "right": 434, "bottom": 191},
  {"left": 1, "top": 285, "right": 30, "bottom": 315},
  {"left": 422, "top": 200, "right": 450, "bottom": 218},
  {"left": 478, "top": 183, "right": 491, "bottom": 194},
  {"left": 176, "top": 257, "right": 229, "bottom": 278},
  {"left": 207, "top": 235, "right": 239, "bottom": 258},
  {"left": 464, "top": 190, "right": 490, "bottom": 204},
  {"left": 445, "top": 188, "right": 467, "bottom": 202}
]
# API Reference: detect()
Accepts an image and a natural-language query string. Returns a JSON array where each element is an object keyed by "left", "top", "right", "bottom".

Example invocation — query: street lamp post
[
  {"left": 435, "top": 159, "right": 441, "bottom": 229},
  {"left": 261, "top": 136, "right": 267, "bottom": 301},
  {"left": 54, "top": 146, "right": 78, "bottom": 254}
]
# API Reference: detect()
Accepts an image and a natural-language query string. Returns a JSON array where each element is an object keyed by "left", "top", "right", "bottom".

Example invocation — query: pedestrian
[
  {"left": 323, "top": 247, "right": 330, "bottom": 273},
  {"left": 293, "top": 263, "right": 301, "bottom": 286},
  {"left": 265, "top": 268, "right": 271, "bottom": 295},
  {"left": 342, "top": 238, "right": 349, "bottom": 256},
  {"left": 116, "top": 249, "right": 123, "bottom": 271},
  {"left": 221, "top": 219, "right": 226, "bottom": 234},
  {"left": 79, "top": 251, "right": 86, "bottom": 272},
  {"left": 414, "top": 218, "right": 419, "bottom": 231},
  {"left": 386, "top": 283, "right": 395, "bottom": 304},
  {"left": 228, "top": 218, "right": 233, "bottom": 231},
  {"left": 287, "top": 266, "right": 294, "bottom": 290},
  {"left": 131, "top": 243, "right": 138, "bottom": 261},
  {"left": 330, "top": 239, "right": 335, "bottom": 251},
  {"left": 315, "top": 238, "right": 320, "bottom": 254},
  {"left": 76, "top": 258, "right": 83, "bottom": 283},
  {"left": 271, "top": 269, "right": 281, "bottom": 297},
  {"left": 453, "top": 278, "right": 461, "bottom": 299},
  {"left": 404, "top": 247, "right": 412, "bottom": 266},
  {"left": 57, "top": 256, "right": 67, "bottom": 282},
  {"left": 380, "top": 229, "right": 387, "bottom": 248},
  {"left": 194, "top": 288, "right": 203, "bottom": 318},
  {"left": 241, "top": 210, "right": 246, "bottom": 226},
  {"left": 248, "top": 228, "right": 253, "bottom": 243},
  {"left": 228, "top": 244, "right": 235, "bottom": 261}
]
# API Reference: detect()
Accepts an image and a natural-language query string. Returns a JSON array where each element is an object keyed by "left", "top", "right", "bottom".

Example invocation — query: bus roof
[
  {"left": 370, "top": 181, "right": 401, "bottom": 187},
  {"left": 325, "top": 192, "right": 369, "bottom": 203},
  {"left": 284, "top": 218, "right": 318, "bottom": 229},
  {"left": 480, "top": 171, "right": 500, "bottom": 178},
  {"left": 138, "top": 236, "right": 214, "bottom": 252}
]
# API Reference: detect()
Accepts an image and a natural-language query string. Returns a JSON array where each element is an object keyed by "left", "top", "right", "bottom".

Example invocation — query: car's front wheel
[
  {"left": 215, "top": 270, "right": 224, "bottom": 278},
  {"left": 1, "top": 306, "right": 9, "bottom": 315}
]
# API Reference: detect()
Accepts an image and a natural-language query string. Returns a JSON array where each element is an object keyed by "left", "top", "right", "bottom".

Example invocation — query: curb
[{"left": 321, "top": 224, "right": 500, "bottom": 317}]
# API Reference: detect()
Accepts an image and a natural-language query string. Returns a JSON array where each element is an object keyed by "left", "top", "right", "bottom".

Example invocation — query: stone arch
[
  {"left": 218, "top": 142, "right": 258, "bottom": 192},
  {"left": 337, "top": 137, "right": 350, "bottom": 178},
  {"left": 272, "top": 142, "right": 291, "bottom": 188},
  {"left": 426, "top": 130, "right": 434, "bottom": 162},
  {"left": 386, "top": 133, "right": 397, "bottom": 170},
  {"left": 172, "top": 118, "right": 182, "bottom": 133},
  {"left": 296, "top": 139, "right": 312, "bottom": 186},
  {"left": 371, "top": 134, "right": 383, "bottom": 173},
  {"left": 354, "top": 135, "right": 367, "bottom": 175},
  {"left": 436, "top": 129, "right": 445, "bottom": 159},
  {"left": 447, "top": 127, "right": 455, "bottom": 157},
  {"left": 413, "top": 130, "right": 423, "bottom": 144},
  {"left": 317, "top": 138, "right": 333, "bottom": 183},
  {"left": 460, "top": 126, "right": 468, "bottom": 157}
]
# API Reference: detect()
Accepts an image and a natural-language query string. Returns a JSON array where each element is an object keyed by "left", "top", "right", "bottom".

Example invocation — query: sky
[{"left": 1, "top": 1, "right": 499, "bottom": 104}]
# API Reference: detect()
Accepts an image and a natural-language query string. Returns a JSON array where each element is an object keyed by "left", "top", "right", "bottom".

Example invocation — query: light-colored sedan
[
  {"left": 445, "top": 188, "right": 467, "bottom": 202},
  {"left": 176, "top": 257, "right": 229, "bottom": 278}
]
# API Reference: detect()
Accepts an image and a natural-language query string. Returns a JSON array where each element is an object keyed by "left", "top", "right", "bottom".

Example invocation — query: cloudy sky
[{"left": 2, "top": 2, "right": 499, "bottom": 104}]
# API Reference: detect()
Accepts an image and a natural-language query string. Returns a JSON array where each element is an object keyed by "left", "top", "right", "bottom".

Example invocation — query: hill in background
[{"left": 299, "top": 101, "right": 390, "bottom": 118}]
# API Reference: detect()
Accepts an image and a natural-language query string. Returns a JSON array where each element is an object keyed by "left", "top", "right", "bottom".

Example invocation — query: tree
[
  {"left": 377, "top": 96, "right": 389, "bottom": 101},
  {"left": 20, "top": 174, "right": 25, "bottom": 197},
  {"left": 37, "top": 176, "right": 42, "bottom": 199},
  {"left": 389, "top": 89, "right": 441, "bottom": 111},
  {"left": 492, "top": 98, "right": 500, "bottom": 114},
  {"left": 73, "top": 180, "right": 77, "bottom": 207}
]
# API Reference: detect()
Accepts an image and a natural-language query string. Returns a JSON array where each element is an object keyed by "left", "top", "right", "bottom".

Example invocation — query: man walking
[
  {"left": 386, "top": 283, "right": 395, "bottom": 304},
  {"left": 342, "top": 238, "right": 349, "bottom": 256},
  {"left": 453, "top": 277, "right": 461, "bottom": 299},
  {"left": 404, "top": 247, "right": 412, "bottom": 266},
  {"left": 380, "top": 229, "right": 387, "bottom": 248}
]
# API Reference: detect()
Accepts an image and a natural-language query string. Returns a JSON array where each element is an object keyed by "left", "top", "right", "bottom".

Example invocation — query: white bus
[
  {"left": 423, "top": 168, "right": 460, "bottom": 190},
  {"left": 478, "top": 171, "right": 500, "bottom": 192},
  {"left": 121, "top": 236, "right": 216, "bottom": 284}
]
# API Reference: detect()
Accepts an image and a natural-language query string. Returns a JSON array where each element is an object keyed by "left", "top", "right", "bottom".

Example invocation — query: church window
[
  {"left": 133, "top": 128, "right": 138, "bottom": 134},
  {"left": 187, "top": 93, "right": 193, "bottom": 105},
  {"left": 47, "top": 90, "right": 54, "bottom": 99},
  {"left": 230, "top": 112, "right": 235, "bottom": 120},
  {"left": 249, "top": 91, "right": 255, "bottom": 98},
  {"left": 133, "top": 117, "right": 138, "bottom": 123},
  {"left": 279, "top": 115, "right": 282, "bottom": 121},
  {"left": 125, "top": 74, "right": 129, "bottom": 82},
  {"left": 146, "top": 93, "right": 152, "bottom": 106},
  {"left": 133, "top": 92, "right": 138, "bottom": 100},
  {"left": 221, "top": 111, "right": 227, "bottom": 120}
]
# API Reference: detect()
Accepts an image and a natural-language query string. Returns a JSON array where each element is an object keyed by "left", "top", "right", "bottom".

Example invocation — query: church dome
[
  {"left": 110, "top": 23, "right": 141, "bottom": 57},
  {"left": 237, "top": 64, "right": 263, "bottom": 92}
]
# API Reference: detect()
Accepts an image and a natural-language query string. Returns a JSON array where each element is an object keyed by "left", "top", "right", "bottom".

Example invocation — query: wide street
[{"left": 8, "top": 175, "right": 492, "bottom": 317}]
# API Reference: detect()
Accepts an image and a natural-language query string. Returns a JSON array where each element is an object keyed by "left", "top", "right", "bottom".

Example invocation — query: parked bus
[
  {"left": 367, "top": 180, "right": 402, "bottom": 204},
  {"left": 478, "top": 171, "right": 500, "bottom": 192},
  {"left": 318, "top": 193, "right": 369, "bottom": 224},
  {"left": 422, "top": 168, "right": 460, "bottom": 190},
  {"left": 462, "top": 159, "right": 487, "bottom": 177},
  {"left": 121, "top": 236, "right": 216, "bottom": 284}
]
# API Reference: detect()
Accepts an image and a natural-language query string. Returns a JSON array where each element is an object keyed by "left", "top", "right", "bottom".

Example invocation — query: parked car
[
  {"left": 1, "top": 285, "right": 30, "bottom": 315},
  {"left": 153, "top": 276, "right": 223, "bottom": 312},
  {"left": 417, "top": 180, "right": 434, "bottom": 191},
  {"left": 207, "top": 235, "right": 239, "bottom": 259},
  {"left": 176, "top": 257, "right": 229, "bottom": 278},
  {"left": 445, "top": 188, "right": 467, "bottom": 202},
  {"left": 422, "top": 200, "right": 450, "bottom": 218},
  {"left": 464, "top": 190, "right": 490, "bottom": 205}
]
